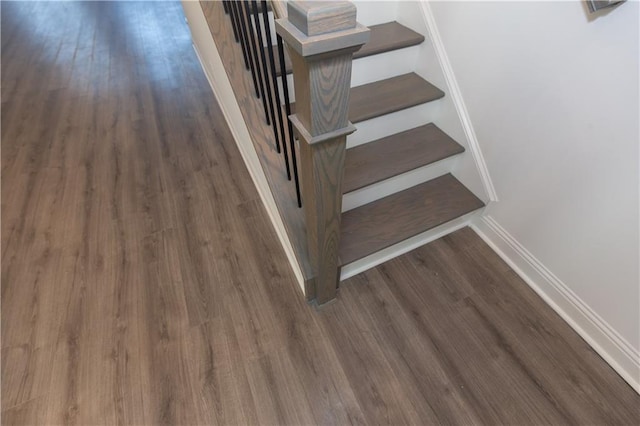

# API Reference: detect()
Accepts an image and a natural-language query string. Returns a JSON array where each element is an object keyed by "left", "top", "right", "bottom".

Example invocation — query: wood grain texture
[
  {"left": 291, "top": 72, "right": 445, "bottom": 124},
  {"left": 200, "top": 0, "right": 316, "bottom": 294},
  {"left": 288, "top": 1, "right": 356, "bottom": 36},
  {"left": 340, "top": 174, "right": 484, "bottom": 265},
  {"left": 282, "top": 1, "right": 367, "bottom": 303},
  {"left": 273, "top": 21, "right": 425, "bottom": 77},
  {"left": 3, "top": 2, "right": 639, "bottom": 425},
  {"left": 270, "top": 0, "right": 287, "bottom": 19},
  {"left": 350, "top": 72, "right": 445, "bottom": 123},
  {"left": 290, "top": 50, "right": 353, "bottom": 136},
  {"left": 343, "top": 123, "right": 465, "bottom": 193},
  {"left": 298, "top": 135, "right": 347, "bottom": 304},
  {"left": 276, "top": 18, "right": 370, "bottom": 59}
]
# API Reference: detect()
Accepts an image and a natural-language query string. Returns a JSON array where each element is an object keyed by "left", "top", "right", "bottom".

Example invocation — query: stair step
[
  {"left": 273, "top": 22, "right": 424, "bottom": 77},
  {"left": 291, "top": 73, "right": 444, "bottom": 124},
  {"left": 339, "top": 174, "right": 484, "bottom": 266},
  {"left": 350, "top": 73, "right": 444, "bottom": 123},
  {"left": 343, "top": 124, "right": 464, "bottom": 193}
]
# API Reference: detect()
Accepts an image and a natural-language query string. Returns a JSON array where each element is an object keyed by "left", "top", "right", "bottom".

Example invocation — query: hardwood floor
[{"left": 2, "top": 2, "right": 638, "bottom": 425}]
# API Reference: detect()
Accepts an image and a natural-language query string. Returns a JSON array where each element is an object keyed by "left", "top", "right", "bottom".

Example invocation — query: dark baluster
[
  {"left": 242, "top": 1, "right": 271, "bottom": 124},
  {"left": 276, "top": 34, "right": 302, "bottom": 207},
  {"left": 229, "top": 1, "right": 249, "bottom": 69},
  {"left": 222, "top": 0, "right": 230, "bottom": 15},
  {"left": 226, "top": 0, "right": 240, "bottom": 42},
  {"left": 252, "top": 0, "right": 284, "bottom": 156},
  {"left": 234, "top": 1, "right": 261, "bottom": 99}
]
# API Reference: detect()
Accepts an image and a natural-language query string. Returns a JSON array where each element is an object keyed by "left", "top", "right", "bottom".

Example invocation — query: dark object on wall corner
[{"left": 586, "top": 0, "right": 626, "bottom": 13}]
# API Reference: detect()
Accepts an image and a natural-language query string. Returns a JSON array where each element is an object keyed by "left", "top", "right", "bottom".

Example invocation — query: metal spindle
[
  {"left": 242, "top": 1, "right": 271, "bottom": 125},
  {"left": 229, "top": 1, "right": 249, "bottom": 69},
  {"left": 223, "top": 0, "right": 301, "bottom": 207},
  {"left": 226, "top": 0, "right": 240, "bottom": 42},
  {"left": 276, "top": 34, "right": 302, "bottom": 208},
  {"left": 234, "top": 1, "right": 261, "bottom": 98},
  {"left": 252, "top": 0, "right": 284, "bottom": 155}
]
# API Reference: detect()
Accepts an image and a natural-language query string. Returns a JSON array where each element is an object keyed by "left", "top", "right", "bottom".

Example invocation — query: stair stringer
[
  {"left": 396, "top": 0, "right": 497, "bottom": 204},
  {"left": 181, "top": 1, "right": 307, "bottom": 293}
]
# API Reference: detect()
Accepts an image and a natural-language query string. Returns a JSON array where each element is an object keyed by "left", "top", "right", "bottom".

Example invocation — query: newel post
[{"left": 276, "top": 2, "right": 369, "bottom": 304}]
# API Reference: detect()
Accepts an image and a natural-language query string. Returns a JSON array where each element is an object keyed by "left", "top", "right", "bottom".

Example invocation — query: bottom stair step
[{"left": 339, "top": 174, "right": 484, "bottom": 266}]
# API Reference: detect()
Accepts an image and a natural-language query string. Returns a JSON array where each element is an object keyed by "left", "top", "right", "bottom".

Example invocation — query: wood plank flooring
[
  {"left": 199, "top": 0, "right": 316, "bottom": 294},
  {"left": 2, "top": 2, "right": 638, "bottom": 425}
]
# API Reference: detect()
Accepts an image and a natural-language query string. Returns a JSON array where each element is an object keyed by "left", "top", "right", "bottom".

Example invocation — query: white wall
[{"left": 427, "top": 0, "right": 639, "bottom": 389}]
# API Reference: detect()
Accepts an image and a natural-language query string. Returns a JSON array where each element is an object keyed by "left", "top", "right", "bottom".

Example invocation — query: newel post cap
[
  {"left": 288, "top": 1, "right": 356, "bottom": 36},
  {"left": 275, "top": 1, "right": 370, "bottom": 58}
]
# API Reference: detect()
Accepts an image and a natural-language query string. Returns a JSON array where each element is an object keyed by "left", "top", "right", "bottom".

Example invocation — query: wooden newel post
[{"left": 276, "top": 2, "right": 369, "bottom": 304}]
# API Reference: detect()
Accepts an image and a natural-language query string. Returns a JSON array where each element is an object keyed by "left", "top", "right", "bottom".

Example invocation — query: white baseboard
[
  {"left": 181, "top": 1, "right": 305, "bottom": 294},
  {"left": 472, "top": 215, "right": 640, "bottom": 394}
]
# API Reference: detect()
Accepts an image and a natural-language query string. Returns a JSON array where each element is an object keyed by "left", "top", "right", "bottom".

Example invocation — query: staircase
[
  {"left": 325, "top": 71, "right": 484, "bottom": 265},
  {"left": 188, "top": 1, "right": 486, "bottom": 304}
]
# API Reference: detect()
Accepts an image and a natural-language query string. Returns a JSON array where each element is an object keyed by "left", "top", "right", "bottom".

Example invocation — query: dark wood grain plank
[
  {"left": 200, "top": 0, "right": 316, "bottom": 295},
  {"left": 2, "top": 2, "right": 638, "bottom": 425},
  {"left": 349, "top": 72, "right": 444, "bottom": 123},
  {"left": 344, "top": 123, "right": 464, "bottom": 193},
  {"left": 340, "top": 173, "right": 484, "bottom": 265}
]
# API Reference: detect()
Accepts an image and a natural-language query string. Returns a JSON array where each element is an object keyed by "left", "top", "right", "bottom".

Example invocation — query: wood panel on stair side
[
  {"left": 199, "top": 0, "right": 315, "bottom": 294},
  {"left": 339, "top": 174, "right": 484, "bottom": 265}
]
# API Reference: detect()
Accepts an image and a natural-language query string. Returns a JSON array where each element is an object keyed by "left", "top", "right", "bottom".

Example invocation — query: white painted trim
[
  {"left": 341, "top": 210, "right": 482, "bottom": 280},
  {"left": 472, "top": 215, "right": 640, "bottom": 394},
  {"left": 182, "top": 1, "right": 305, "bottom": 293},
  {"left": 418, "top": 1, "right": 499, "bottom": 202}
]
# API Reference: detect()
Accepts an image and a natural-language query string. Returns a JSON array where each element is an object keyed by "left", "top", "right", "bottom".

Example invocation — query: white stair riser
[
  {"left": 280, "top": 46, "right": 420, "bottom": 103},
  {"left": 350, "top": 46, "right": 419, "bottom": 87},
  {"left": 348, "top": 101, "right": 443, "bottom": 148},
  {"left": 352, "top": 1, "right": 400, "bottom": 27},
  {"left": 342, "top": 155, "right": 459, "bottom": 212}
]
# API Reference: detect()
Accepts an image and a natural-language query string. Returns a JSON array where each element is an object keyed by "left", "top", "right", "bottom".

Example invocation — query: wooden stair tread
[
  {"left": 273, "top": 22, "right": 424, "bottom": 77},
  {"left": 349, "top": 73, "right": 444, "bottom": 123},
  {"left": 339, "top": 174, "right": 484, "bottom": 266},
  {"left": 343, "top": 124, "right": 465, "bottom": 193},
  {"left": 291, "top": 73, "right": 444, "bottom": 124}
]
